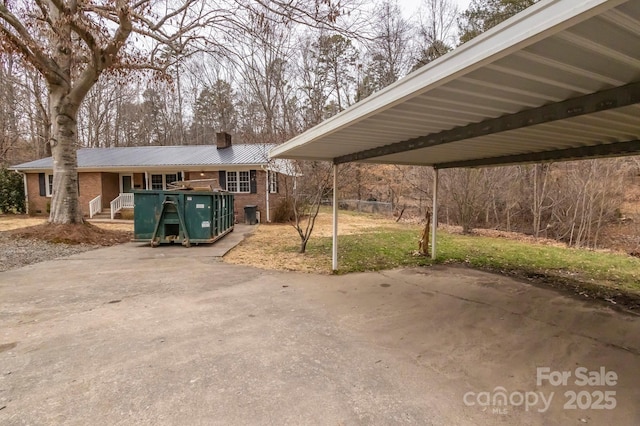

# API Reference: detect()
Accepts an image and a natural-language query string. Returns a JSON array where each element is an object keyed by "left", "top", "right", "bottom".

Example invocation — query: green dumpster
[{"left": 132, "top": 190, "right": 234, "bottom": 247}]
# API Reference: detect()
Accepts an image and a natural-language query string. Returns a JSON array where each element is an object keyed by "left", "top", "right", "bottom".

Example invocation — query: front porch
[
  {"left": 87, "top": 171, "right": 187, "bottom": 220},
  {"left": 88, "top": 192, "right": 134, "bottom": 220}
]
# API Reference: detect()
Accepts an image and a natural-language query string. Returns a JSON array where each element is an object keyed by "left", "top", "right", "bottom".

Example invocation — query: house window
[
  {"left": 47, "top": 174, "right": 53, "bottom": 197},
  {"left": 239, "top": 171, "right": 250, "bottom": 193},
  {"left": 226, "top": 171, "right": 250, "bottom": 193},
  {"left": 150, "top": 172, "right": 182, "bottom": 190},
  {"left": 151, "top": 174, "right": 163, "bottom": 190},
  {"left": 269, "top": 171, "right": 278, "bottom": 194},
  {"left": 43, "top": 174, "right": 78, "bottom": 196},
  {"left": 165, "top": 174, "right": 178, "bottom": 187}
]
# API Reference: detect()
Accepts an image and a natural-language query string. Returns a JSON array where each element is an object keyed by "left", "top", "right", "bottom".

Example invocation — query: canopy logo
[
  {"left": 463, "top": 388, "right": 553, "bottom": 414},
  {"left": 463, "top": 366, "right": 617, "bottom": 415}
]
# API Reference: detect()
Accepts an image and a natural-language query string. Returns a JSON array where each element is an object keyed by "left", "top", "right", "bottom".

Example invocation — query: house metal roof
[
  {"left": 12, "top": 144, "right": 286, "bottom": 171},
  {"left": 270, "top": 0, "right": 640, "bottom": 167}
]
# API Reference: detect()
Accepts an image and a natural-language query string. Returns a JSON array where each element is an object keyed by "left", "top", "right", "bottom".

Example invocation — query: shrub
[
  {"left": 0, "top": 167, "right": 25, "bottom": 214},
  {"left": 272, "top": 197, "right": 295, "bottom": 223}
]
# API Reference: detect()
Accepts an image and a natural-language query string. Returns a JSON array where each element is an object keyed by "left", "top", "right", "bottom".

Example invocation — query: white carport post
[
  {"left": 332, "top": 163, "right": 339, "bottom": 271},
  {"left": 431, "top": 168, "right": 439, "bottom": 260}
]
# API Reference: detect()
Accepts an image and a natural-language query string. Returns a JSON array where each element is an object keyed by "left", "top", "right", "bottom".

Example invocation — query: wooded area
[{"left": 1, "top": 0, "right": 638, "bottom": 250}]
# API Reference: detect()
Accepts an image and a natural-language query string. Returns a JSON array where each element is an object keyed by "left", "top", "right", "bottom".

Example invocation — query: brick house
[{"left": 11, "top": 134, "right": 290, "bottom": 222}]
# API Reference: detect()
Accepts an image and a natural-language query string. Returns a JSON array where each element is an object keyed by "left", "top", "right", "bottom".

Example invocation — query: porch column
[
  {"left": 431, "top": 167, "right": 439, "bottom": 260},
  {"left": 332, "top": 163, "right": 339, "bottom": 271},
  {"left": 145, "top": 171, "right": 149, "bottom": 190}
]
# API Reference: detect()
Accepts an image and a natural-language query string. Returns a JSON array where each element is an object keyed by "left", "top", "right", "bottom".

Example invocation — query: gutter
[{"left": 260, "top": 164, "right": 270, "bottom": 223}]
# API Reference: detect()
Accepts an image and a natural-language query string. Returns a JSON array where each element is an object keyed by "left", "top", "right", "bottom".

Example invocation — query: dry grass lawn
[
  {"left": 0, "top": 215, "right": 133, "bottom": 233},
  {"left": 224, "top": 221, "right": 330, "bottom": 273},
  {"left": 0, "top": 216, "right": 47, "bottom": 231},
  {"left": 224, "top": 210, "right": 405, "bottom": 273}
]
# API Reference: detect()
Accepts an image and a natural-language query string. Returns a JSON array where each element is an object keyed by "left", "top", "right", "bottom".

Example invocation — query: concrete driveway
[{"left": 1, "top": 243, "right": 639, "bottom": 425}]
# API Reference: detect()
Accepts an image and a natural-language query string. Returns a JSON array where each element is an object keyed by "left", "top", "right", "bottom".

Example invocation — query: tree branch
[
  {"left": 0, "top": 3, "right": 62, "bottom": 83},
  {"left": 68, "top": 0, "right": 133, "bottom": 109}
]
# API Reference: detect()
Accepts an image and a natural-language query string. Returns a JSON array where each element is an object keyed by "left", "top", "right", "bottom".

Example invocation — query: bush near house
[
  {"left": 0, "top": 168, "right": 25, "bottom": 214},
  {"left": 272, "top": 197, "right": 295, "bottom": 223}
]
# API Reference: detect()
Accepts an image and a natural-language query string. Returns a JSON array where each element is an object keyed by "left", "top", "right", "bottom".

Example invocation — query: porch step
[
  {"left": 87, "top": 211, "right": 133, "bottom": 224},
  {"left": 90, "top": 211, "right": 112, "bottom": 219},
  {"left": 87, "top": 210, "right": 127, "bottom": 222}
]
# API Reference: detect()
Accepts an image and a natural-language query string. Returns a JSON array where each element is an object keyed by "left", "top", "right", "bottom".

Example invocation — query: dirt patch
[
  {"left": 0, "top": 342, "right": 17, "bottom": 352},
  {"left": 9, "top": 222, "right": 131, "bottom": 246}
]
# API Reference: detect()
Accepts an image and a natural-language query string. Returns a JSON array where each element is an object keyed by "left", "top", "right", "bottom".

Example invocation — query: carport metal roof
[{"left": 270, "top": 0, "right": 640, "bottom": 168}]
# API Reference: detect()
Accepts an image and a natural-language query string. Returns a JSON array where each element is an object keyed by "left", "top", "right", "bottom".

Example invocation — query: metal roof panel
[{"left": 12, "top": 144, "right": 284, "bottom": 170}]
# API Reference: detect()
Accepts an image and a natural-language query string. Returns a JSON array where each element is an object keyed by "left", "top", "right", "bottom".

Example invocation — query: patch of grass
[
  {"left": 305, "top": 226, "right": 432, "bottom": 272},
  {"left": 298, "top": 225, "right": 640, "bottom": 294},
  {"left": 435, "top": 233, "right": 640, "bottom": 293}
]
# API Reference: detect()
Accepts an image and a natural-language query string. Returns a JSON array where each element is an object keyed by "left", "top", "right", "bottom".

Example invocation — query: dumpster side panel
[
  {"left": 184, "top": 194, "right": 214, "bottom": 240},
  {"left": 226, "top": 194, "right": 234, "bottom": 230},
  {"left": 133, "top": 192, "right": 161, "bottom": 240}
]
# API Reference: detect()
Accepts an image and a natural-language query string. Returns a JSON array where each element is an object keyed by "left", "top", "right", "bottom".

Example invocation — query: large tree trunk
[{"left": 49, "top": 87, "right": 83, "bottom": 224}]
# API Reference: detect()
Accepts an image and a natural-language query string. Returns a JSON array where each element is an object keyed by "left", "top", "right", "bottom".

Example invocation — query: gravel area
[{"left": 0, "top": 233, "right": 99, "bottom": 272}]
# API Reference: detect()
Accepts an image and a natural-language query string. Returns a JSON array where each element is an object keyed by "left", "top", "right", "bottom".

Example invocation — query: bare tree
[
  {"left": 531, "top": 163, "right": 553, "bottom": 238},
  {"left": 235, "top": 6, "right": 294, "bottom": 142},
  {"left": 297, "top": 31, "right": 338, "bottom": 128},
  {"left": 0, "top": 1, "right": 224, "bottom": 223},
  {"left": 0, "top": 54, "right": 19, "bottom": 165},
  {"left": 289, "top": 161, "right": 333, "bottom": 253},
  {"left": 441, "top": 168, "right": 489, "bottom": 233},
  {"left": 458, "top": 0, "right": 538, "bottom": 44},
  {"left": 363, "top": 0, "right": 412, "bottom": 92},
  {"left": 316, "top": 33, "right": 359, "bottom": 113},
  {"left": 412, "top": 0, "right": 458, "bottom": 69}
]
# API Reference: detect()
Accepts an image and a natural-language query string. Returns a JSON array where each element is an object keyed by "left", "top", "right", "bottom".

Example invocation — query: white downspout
[
  {"left": 431, "top": 167, "right": 439, "bottom": 260},
  {"left": 332, "top": 163, "right": 338, "bottom": 271},
  {"left": 265, "top": 168, "right": 270, "bottom": 223},
  {"left": 20, "top": 171, "right": 28, "bottom": 215}
]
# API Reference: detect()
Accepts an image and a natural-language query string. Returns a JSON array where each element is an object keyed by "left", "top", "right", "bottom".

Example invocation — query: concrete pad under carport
[{"left": 0, "top": 246, "right": 639, "bottom": 425}]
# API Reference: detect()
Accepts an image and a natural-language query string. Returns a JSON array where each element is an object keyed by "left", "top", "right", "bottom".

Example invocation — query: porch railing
[
  {"left": 89, "top": 195, "right": 102, "bottom": 218},
  {"left": 110, "top": 192, "right": 135, "bottom": 220}
]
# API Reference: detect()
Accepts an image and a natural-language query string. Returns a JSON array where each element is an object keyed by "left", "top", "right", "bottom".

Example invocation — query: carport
[{"left": 271, "top": 0, "right": 640, "bottom": 270}]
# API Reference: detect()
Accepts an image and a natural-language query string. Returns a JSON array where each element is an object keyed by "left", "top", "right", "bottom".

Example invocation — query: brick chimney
[{"left": 216, "top": 132, "right": 232, "bottom": 149}]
